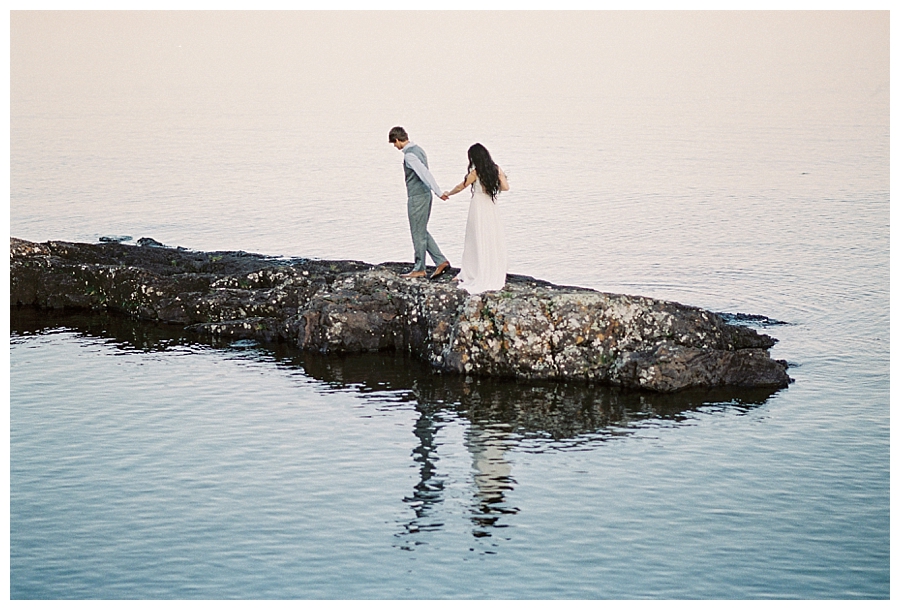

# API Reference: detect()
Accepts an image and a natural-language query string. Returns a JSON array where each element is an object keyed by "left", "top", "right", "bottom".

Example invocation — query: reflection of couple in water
[
  {"left": 389, "top": 126, "right": 509, "bottom": 295},
  {"left": 399, "top": 401, "right": 517, "bottom": 544}
]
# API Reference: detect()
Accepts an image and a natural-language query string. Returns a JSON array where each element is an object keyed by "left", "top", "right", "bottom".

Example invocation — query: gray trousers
[{"left": 407, "top": 192, "right": 447, "bottom": 272}]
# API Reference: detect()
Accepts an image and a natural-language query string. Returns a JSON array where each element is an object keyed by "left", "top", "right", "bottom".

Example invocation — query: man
[{"left": 389, "top": 126, "right": 451, "bottom": 279}]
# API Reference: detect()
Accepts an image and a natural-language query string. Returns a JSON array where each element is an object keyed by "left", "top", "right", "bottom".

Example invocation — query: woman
[{"left": 441, "top": 143, "right": 509, "bottom": 294}]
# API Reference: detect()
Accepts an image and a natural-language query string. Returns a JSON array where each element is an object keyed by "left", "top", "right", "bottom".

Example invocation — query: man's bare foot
[{"left": 430, "top": 261, "right": 451, "bottom": 279}]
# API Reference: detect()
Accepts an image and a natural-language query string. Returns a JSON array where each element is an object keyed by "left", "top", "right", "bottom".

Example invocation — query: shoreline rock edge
[{"left": 10, "top": 238, "right": 792, "bottom": 393}]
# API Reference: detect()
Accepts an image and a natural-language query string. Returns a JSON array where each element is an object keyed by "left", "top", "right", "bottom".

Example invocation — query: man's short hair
[{"left": 388, "top": 126, "right": 408, "bottom": 143}]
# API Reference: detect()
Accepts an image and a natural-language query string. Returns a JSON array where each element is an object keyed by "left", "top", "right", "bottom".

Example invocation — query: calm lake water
[{"left": 9, "top": 12, "right": 890, "bottom": 599}]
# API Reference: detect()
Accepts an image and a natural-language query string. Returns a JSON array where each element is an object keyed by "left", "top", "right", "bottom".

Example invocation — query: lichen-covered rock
[
  {"left": 436, "top": 286, "right": 785, "bottom": 391},
  {"left": 10, "top": 237, "right": 792, "bottom": 392}
]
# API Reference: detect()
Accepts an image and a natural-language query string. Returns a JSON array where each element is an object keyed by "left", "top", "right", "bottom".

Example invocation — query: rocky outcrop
[{"left": 10, "top": 238, "right": 792, "bottom": 392}]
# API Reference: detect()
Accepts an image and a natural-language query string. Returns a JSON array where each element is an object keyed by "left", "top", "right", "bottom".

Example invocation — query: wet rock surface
[{"left": 10, "top": 237, "right": 792, "bottom": 392}]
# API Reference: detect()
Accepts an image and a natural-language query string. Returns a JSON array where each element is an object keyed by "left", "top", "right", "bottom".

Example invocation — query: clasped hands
[{"left": 440, "top": 191, "right": 450, "bottom": 201}]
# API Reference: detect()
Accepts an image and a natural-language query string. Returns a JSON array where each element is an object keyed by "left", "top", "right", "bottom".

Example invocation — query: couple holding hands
[{"left": 389, "top": 126, "right": 509, "bottom": 295}]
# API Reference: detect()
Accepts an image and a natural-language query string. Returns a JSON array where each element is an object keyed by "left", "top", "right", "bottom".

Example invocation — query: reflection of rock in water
[
  {"left": 12, "top": 309, "right": 784, "bottom": 545},
  {"left": 444, "top": 376, "right": 780, "bottom": 444}
]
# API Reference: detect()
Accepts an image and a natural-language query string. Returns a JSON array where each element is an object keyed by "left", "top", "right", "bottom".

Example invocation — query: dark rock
[
  {"left": 10, "top": 237, "right": 793, "bottom": 392},
  {"left": 99, "top": 235, "right": 132, "bottom": 243},
  {"left": 136, "top": 237, "right": 168, "bottom": 248},
  {"left": 716, "top": 312, "right": 790, "bottom": 327}
]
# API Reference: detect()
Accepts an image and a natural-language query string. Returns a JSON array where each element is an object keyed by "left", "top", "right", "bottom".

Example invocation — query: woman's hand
[{"left": 441, "top": 191, "right": 450, "bottom": 200}]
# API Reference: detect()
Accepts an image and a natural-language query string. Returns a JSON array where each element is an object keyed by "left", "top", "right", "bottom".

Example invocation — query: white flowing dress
[{"left": 457, "top": 178, "right": 508, "bottom": 294}]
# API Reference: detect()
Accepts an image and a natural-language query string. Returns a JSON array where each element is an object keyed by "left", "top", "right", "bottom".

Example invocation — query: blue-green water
[
  {"left": 10, "top": 309, "right": 889, "bottom": 599},
  {"left": 9, "top": 12, "right": 889, "bottom": 599}
]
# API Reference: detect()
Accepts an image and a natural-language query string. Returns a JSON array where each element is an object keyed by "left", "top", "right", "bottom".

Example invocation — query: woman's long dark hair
[{"left": 466, "top": 143, "right": 501, "bottom": 200}]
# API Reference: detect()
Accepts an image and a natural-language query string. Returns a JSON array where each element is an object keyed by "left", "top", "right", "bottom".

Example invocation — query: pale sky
[{"left": 11, "top": 11, "right": 889, "bottom": 128}]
